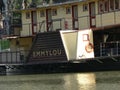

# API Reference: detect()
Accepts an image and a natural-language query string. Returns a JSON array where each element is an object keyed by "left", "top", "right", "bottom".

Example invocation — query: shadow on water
[
  {"left": 96, "top": 71, "right": 120, "bottom": 84},
  {"left": 97, "top": 77, "right": 120, "bottom": 84},
  {"left": 0, "top": 78, "right": 65, "bottom": 85}
]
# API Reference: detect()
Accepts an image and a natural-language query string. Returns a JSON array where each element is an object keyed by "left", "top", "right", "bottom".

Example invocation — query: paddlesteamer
[{"left": 0, "top": 0, "right": 120, "bottom": 74}]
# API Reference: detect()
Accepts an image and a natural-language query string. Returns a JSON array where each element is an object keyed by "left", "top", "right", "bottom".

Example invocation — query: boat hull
[{"left": 3, "top": 55, "right": 120, "bottom": 75}]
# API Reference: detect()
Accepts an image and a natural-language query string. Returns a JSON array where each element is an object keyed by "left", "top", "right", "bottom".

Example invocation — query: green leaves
[{"left": 0, "top": 39, "right": 10, "bottom": 50}]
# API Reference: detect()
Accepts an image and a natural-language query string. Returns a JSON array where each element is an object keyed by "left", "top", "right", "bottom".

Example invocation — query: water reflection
[
  {"left": 63, "top": 73, "right": 96, "bottom": 90},
  {"left": 0, "top": 73, "right": 96, "bottom": 90},
  {"left": 77, "top": 73, "right": 96, "bottom": 84},
  {"left": 0, "top": 71, "right": 120, "bottom": 90},
  {"left": 77, "top": 73, "right": 96, "bottom": 90}
]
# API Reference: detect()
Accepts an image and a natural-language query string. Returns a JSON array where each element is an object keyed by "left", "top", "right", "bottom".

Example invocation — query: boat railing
[
  {"left": 2, "top": 10, "right": 120, "bottom": 37},
  {"left": 39, "top": 18, "right": 63, "bottom": 32},
  {"left": 0, "top": 50, "right": 29, "bottom": 64},
  {"left": 100, "top": 41, "right": 120, "bottom": 57}
]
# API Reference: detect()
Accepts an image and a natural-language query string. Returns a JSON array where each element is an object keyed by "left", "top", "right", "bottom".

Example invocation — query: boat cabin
[
  {"left": 17, "top": 0, "right": 120, "bottom": 55},
  {"left": 19, "top": 0, "right": 120, "bottom": 34}
]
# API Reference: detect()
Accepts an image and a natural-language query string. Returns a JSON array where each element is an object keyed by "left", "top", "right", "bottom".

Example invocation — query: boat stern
[{"left": 60, "top": 29, "right": 94, "bottom": 60}]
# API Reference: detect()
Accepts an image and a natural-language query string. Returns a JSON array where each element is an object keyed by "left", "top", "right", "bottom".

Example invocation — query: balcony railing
[{"left": 2, "top": 10, "right": 120, "bottom": 37}]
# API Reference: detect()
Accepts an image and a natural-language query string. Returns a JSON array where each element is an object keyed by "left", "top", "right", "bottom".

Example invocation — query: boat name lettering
[{"left": 33, "top": 49, "right": 62, "bottom": 57}]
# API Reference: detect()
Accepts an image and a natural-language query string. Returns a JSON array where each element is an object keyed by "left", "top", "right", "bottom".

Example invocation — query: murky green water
[{"left": 0, "top": 71, "right": 120, "bottom": 90}]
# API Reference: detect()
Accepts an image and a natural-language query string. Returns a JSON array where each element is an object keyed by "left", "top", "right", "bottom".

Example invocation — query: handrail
[
  {"left": 0, "top": 50, "right": 29, "bottom": 64},
  {"left": 2, "top": 10, "right": 120, "bottom": 37}
]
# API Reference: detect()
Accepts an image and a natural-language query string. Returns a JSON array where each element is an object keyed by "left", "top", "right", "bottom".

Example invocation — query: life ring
[{"left": 85, "top": 43, "right": 94, "bottom": 53}]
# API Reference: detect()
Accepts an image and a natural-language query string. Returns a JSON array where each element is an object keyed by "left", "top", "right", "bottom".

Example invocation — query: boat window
[
  {"left": 26, "top": 12, "right": 30, "bottom": 19},
  {"left": 52, "top": 9, "right": 57, "bottom": 16},
  {"left": 98, "top": 0, "right": 104, "bottom": 13},
  {"left": 109, "top": 0, "right": 114, "bottom": 11},
  {"left": 66, "top": 7, "right": 71, "bottom": 14},
  {"left": 98, "top": 0, "right": 120, "bottom": 14},
  {"left": 40, "top": 10, "right": 45, "bottom": 17},
  {"left": 115, "top": 0, "right": 119, "bottom": 10},
  {"left": 104, "top": 0, "right": 109, "bottom": 12},
  {"left": 83, "top": 4, "right": 88, "bottom": 11}
]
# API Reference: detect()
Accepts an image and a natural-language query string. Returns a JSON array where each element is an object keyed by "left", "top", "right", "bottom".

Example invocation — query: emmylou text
[{"left": 33, "top": 49, "right": 62, "bottom": 57}]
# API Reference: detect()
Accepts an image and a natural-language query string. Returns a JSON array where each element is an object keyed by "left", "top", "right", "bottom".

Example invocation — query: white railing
[{"left": 7, "top": 10, "right": 120, "bottom": 37}]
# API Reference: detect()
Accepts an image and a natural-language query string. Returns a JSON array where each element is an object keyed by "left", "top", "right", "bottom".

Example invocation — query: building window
[
  {"left": 40, "top": 10, "right": 45, "bottom": 17},
  {"left": 52, "top": 9, "right": 57, "bottom": 16},
  {"left": 83, "top": 4, "right": 88, "bottom": 11},
  {"left": 66, "top": 7, "right": 71, "bottom": 14},
  {"left": 26, "top": 12, "right": 30, "bottom": 19}
]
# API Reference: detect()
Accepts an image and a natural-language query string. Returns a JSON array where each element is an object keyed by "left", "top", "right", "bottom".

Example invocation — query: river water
[{"left": 0, "top": 71, "right": 120, "bottom": 90}]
